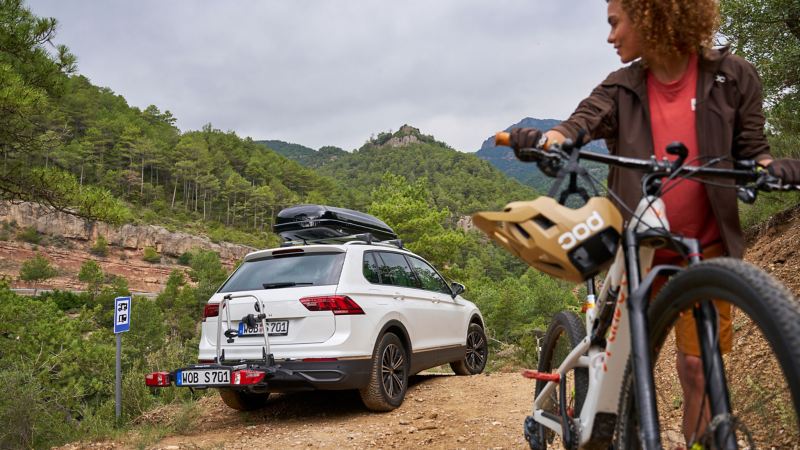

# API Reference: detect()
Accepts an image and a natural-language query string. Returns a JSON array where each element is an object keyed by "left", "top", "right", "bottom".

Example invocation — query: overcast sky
[{"left": 27, "top": 0, "right": 620, "bottom": 152}]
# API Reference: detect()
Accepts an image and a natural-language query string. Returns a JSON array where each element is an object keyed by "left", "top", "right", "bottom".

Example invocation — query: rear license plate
[
  {"left": 176, "top": 369, "right": 230, "bottom": 386},
  {"left": 238, "top": 320, "right": 289, "bottom": 336}
]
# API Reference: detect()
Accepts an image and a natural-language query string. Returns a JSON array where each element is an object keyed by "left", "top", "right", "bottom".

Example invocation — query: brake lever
[{"left": 737, "top": 186, "right": 758, "bottom": 204}]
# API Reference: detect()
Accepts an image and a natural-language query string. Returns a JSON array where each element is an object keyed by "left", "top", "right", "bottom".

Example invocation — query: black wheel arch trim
[{"left": 377, "top": 319, "right": 412, "bottom": 355}]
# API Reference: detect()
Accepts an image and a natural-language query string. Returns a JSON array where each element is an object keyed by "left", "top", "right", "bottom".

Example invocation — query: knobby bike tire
[
  {"left": 529, "top": 311, "right": 589, "bottom": 450},
  {"left": 615, "top": 258, "right": 800, "bottom": 449}
]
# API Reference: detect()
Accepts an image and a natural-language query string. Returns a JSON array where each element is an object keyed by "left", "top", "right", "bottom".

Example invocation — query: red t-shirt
[{"left": 647, "top": 53, "right": 720, "bottom": 262}]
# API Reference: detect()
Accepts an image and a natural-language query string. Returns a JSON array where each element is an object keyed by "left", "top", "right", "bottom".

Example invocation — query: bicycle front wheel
[
  {"left": 527, "top": 311, "right": 588, "bottom": 450},
  {"left": 616, "top": 258, "right": 800, "bottom": 449}
]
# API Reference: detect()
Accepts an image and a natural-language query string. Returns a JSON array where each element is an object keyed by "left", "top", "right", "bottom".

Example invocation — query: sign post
[{"left": 114, "top": 296, "right": 131, "bottom": 422}]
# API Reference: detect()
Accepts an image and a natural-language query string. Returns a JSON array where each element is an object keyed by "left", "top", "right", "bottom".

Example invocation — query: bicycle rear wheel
[
  {"left": 616, "top": 258, "right": 800, "bottom": 449},
  {"left": 526, "top": 310, "right": 588, "bottom": 450}
]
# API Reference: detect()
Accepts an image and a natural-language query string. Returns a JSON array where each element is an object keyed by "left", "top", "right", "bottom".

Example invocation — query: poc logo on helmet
[{"left": 558, "top": 211, "right": 605, "bottom": 250}]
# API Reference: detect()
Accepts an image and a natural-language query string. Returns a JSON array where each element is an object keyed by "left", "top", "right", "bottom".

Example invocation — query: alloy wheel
[
  {"left": 465, "top": 329, "right": 487, "bottom": 372},
  {"left": 380, "top": 343, "right": 405, "bottom": 399}
]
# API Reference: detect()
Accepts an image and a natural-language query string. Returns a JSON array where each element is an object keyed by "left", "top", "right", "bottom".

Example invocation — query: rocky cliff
[{"left": 0, "top": 202, "right": 254, "bottom": 262}]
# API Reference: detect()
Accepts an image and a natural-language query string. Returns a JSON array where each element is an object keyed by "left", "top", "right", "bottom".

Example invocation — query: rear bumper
[
  {"left": 260, "top": 359, "right": 372, "bottom": 392},
  {"left": 176, "top": 359, "right": 372, "bottom": 392}
]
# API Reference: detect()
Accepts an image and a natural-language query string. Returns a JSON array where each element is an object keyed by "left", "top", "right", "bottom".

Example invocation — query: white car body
[{"left": 197, "top": 241, "right": 484, "bottom": 393}]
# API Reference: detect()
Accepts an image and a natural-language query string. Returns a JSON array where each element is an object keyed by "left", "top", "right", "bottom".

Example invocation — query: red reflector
[
  {"left": 231, "top": 369, "right": 266, "bottom": 385},
  {"left": 521, "top": 369, "right": 560, "bottom": 383},
  {"left": 203, "top": 303, "right": 219, "bottom": 318},
  {"left": 299, "top": 295, "right": 365, "bottom": 315},
  {"left": 145, "top": 371, "right": 171, "bottom": 387},
  {"left": 302, "top": 358, "right": 338, "bottom": 362}
]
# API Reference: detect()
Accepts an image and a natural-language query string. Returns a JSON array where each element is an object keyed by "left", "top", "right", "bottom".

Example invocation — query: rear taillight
[
  {"left": 299, "top": 295, "right": 365, "bottom": 315},
  {"left": 203, "top": 303, "right": 219, "bottom": 318},
  {"left": 231, "top": 369, "right": 266, "bottom": 385},
  {"left": 145, "top": 371, "right": 171, "bottom": 387}
]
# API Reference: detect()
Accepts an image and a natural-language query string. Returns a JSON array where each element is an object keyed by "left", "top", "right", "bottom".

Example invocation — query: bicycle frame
[{"left": 531, "top": 194, "right": 722, "bottom": 448}]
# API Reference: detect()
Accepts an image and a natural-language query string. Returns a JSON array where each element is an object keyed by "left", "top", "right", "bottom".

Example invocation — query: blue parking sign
[{"left": 114, "top": 297, "right": 131, "bottom": 333}]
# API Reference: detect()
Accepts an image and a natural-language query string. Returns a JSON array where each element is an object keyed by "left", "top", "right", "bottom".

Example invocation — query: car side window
[
  {"left": 407, "top": 256, "right": 450, "bottom": 294},
  {"left": 363, "top": 252, "right": 381, "bottom": 283},
  {"left": 375, "top": 252, "right": 419, "bottom": 288}
]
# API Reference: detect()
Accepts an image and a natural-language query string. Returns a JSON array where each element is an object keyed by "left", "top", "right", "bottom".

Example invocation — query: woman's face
[{"left": 607, "top": 0, "right": 642, "bottom": 64}]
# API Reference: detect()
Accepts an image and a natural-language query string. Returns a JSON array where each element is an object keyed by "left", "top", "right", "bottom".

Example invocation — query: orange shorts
[{"left": 650, "top": 244, "right": 733, "bottom": 357}]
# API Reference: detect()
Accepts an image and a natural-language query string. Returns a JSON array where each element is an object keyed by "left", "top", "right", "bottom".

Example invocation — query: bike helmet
[{"left": 473, "top": 197, "right": 623, "bottom": 283}]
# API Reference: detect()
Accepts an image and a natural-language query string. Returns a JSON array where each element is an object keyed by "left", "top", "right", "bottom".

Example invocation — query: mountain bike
[{"left": 473, "top": 132, "right": 800, "bottom": 449}]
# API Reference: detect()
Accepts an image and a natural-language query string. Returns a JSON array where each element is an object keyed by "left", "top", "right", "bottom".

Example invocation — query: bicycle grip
[{"left": 495, "top": 132, "right": 511, "bottom": 147}]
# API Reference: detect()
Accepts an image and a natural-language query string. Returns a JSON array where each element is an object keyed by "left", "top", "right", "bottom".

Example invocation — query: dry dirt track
[{"left": 129, "top": 372, "right": 534, "bottom": 450}]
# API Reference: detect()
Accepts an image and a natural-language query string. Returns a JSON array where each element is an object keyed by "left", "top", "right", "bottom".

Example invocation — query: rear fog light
[
  {"left": 231, "top": 369, "right": 266, "bottom": 385},
  {"left": 203, "top": 303, "right": 219, "bottom": 319},
  {"left": 145, "top": 371, "right": 171, "bottom": 387}
]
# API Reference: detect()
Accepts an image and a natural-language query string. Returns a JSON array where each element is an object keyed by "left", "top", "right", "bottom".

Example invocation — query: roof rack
[{"left": 280, "top": 232, "right": 404, "bottom": 249}]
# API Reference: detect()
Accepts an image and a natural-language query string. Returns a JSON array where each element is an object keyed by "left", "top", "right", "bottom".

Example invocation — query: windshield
[{"left": 219, "top": 252, "right": 346, "bottom": 293}]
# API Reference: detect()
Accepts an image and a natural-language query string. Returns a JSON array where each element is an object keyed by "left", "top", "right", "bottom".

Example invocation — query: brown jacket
[{"left": 552, "top": 47, "right": 772, "bottom": 258}]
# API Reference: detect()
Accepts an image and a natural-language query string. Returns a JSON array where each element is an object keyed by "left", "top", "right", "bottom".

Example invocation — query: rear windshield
[{"left": 219, "top": 252, "right": 346, "bottom": 293}]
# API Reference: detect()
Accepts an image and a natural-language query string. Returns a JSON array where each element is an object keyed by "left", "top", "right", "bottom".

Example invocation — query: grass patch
[{"left": 739, "top": 191, "right": 800, "bottom": 231}]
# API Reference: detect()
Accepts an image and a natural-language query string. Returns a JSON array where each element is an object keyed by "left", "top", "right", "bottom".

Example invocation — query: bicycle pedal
[{"left": 521, "top": 369, "right": 560, "bottom": 382}]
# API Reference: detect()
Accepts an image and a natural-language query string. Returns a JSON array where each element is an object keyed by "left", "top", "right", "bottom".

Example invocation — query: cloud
[{"left": 28, "top": 0, "right": 620, "bottom": 151}]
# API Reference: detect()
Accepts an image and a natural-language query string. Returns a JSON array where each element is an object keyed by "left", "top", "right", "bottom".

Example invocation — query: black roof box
[{"left": 274, "top": 205, "right": 397, "bottom": 242}]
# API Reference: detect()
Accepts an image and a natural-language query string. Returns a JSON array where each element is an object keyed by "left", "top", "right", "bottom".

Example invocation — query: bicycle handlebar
[
  {"left": 494, "top": 131, "right": 800, "bottom": 193},
  {"left": 495, "top": 131, "right": 511, "bottom": 147}
]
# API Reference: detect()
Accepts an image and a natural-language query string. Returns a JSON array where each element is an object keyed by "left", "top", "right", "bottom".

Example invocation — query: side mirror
[{"left": 450, "top": 282, "right": 465, "bottom": 298}]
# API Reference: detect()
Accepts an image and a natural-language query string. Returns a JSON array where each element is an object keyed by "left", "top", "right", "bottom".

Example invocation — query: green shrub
[
  {"left": 90, "top": 235, "right": 110, "bottom": 257},
  {"left": 40, "top": 289, "right": 90, "bottom": 311},
  {"left": 19, "top": 253, "right": 58, "bottom": 295},
  {"left": 17, "top": 226, "right": 41, "bottom": 244},
  {"left": 177, "top": 251, "right": 193, "bottom": 266},
  {"left": 79, "top": 260, "right": 105, "bottom": 299},
  {"left": 142, "top": 247, "right": 161, "bottom": 263},
  {"left": 0, "top": 366, "right": 79, "bottom": 449}
]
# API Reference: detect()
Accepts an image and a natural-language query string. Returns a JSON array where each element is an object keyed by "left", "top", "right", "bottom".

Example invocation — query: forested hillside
[
  {"left": 23, "top": 72, "right": 357, "bottom": 247},
  {"left": 316, "top": 125, "right": 539, "bottom": 216},
  {"left": 256, "top": 139, "right": 348, "bottom": 168}
]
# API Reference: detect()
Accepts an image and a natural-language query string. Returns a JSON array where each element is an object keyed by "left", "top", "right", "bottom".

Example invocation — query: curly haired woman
[{"left": 508, "top": 0, "right": 800, "bottom": 446}]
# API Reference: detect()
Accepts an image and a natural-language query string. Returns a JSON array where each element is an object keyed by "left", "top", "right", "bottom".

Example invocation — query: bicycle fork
[{"left": 694, "top": 300, "right": 736, "bottom": 449}]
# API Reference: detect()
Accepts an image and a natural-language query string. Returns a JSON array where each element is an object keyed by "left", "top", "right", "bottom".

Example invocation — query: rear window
[{"left": 219, "top": 252, "right": 345, "bottom": 293}]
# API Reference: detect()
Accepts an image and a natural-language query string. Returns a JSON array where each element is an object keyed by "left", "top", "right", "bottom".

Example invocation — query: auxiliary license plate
[
  {"left": 238, "top": 320, "right": 289, "bottom": 336},
  {"left": 176, "top": 369, "right": 230, "bottom": 386}
]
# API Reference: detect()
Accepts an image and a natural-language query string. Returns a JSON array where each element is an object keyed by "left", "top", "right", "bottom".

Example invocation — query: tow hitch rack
[{"left": 145, "top": 293, "right": 288, "bottom": 388}]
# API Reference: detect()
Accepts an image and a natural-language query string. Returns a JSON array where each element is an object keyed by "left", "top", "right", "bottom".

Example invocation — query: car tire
[
  {"left": 450, "top": 323, "right": 488, "bottom": 375},
  {"left": 359, "top": 332, "right": 409, "bottom": 412},
  {"left": 218, "top": 388, "right": 270, "bottom": 411}
]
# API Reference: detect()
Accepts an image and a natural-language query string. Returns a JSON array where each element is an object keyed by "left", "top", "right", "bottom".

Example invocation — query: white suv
[{"left": 194, "top": 238, "right": 487, "bottom": 412}]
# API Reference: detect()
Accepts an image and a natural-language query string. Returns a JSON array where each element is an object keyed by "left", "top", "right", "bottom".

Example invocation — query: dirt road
[{"left": 132, "top": 372, "right": 534, "bottom": 449}]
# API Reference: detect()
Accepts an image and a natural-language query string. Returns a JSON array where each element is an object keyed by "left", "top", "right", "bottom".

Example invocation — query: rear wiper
[{"left": 261, "top": 282, "right": 313, "bottom": 289}]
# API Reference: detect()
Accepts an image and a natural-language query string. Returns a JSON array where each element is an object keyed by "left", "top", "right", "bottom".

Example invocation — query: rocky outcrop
[{"left": 0, "top": 201, "right": 254, "bottom": 261}]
